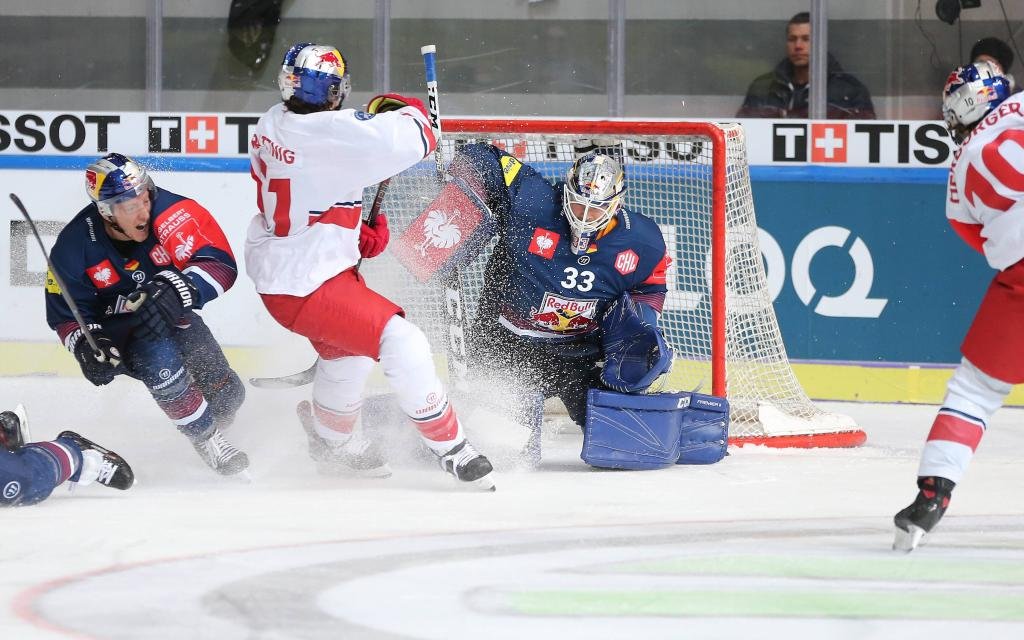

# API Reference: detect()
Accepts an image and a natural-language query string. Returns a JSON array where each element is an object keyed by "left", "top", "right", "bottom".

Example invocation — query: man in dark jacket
[{"left": 737, "top": 12, "right": 876, "bottom": 119}]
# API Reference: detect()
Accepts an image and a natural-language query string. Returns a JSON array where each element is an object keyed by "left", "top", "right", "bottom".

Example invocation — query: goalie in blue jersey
[{"left": 396, "top": 143, "right": 673, "bottom": 431}]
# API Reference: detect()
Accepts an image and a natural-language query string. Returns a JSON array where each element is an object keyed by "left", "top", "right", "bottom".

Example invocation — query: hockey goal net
[{"left": 361, "top": 118, "right": 864, "bottom": 448}]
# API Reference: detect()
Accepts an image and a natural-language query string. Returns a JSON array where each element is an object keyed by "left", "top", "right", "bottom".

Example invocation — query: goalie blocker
[{"left": 392, "top": 176, "right": 496, "bottom": 282}]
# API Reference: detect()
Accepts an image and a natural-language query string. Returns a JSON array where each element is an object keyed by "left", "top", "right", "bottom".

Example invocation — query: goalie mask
[
  {"left": 85, "top": 153, "right": 156, "bottom": 223},
  {"left": 278, "top": 42, "right": 351, "bottom": 111},
  {"left": 942, "top": 61, "right": 1012, "bottom": 144},
  {"left": 563, "top": 153, "right": 626, "bottom": 254}
]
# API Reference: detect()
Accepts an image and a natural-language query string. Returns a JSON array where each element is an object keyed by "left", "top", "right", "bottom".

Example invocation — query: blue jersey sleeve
[{"left": 450, "top": 143, "right": 552, "bottom": 229}]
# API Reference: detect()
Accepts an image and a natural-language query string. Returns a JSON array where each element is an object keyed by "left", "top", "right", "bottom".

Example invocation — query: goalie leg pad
[
  {"left": 581, "top": 389, "right": 686, "bottom": 470},
  {"left": 677, "top": 393, "right": 729, "bottom": 465}
]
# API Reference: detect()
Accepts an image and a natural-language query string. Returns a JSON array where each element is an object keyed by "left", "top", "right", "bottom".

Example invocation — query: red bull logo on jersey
[{"left": 530, "top": 292, "right": 597, "bottom": 332}]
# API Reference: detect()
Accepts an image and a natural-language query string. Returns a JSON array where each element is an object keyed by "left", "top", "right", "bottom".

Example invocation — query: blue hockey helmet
[
  {"left": 84, "top": 153, "right": 156, "bottom": 221},
  {"left": 942, "top": 60, "right": 1012, "bottom": 143},
  {"left": 278, "top": 42, "right": 351, "bottom": 110}
]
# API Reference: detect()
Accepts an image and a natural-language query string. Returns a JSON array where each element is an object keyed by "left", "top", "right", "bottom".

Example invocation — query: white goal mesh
[{"left": 361, "top": 119, "right": 863, "bottom": 447}]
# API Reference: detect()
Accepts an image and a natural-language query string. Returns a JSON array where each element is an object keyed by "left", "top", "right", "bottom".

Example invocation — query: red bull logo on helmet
[{"left": 314, "top": 48, "right": 345, "bottom": 75}]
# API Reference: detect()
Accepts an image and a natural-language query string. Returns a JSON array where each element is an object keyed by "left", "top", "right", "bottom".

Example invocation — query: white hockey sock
[
  {"left": 378, "top": 315, "right": 464, "bottom": 452},
  {"left": 918, "top": 358, "right": 1011, "bottom": 483},
  {"left": 313, "top": 356, "right": 376, "bottom": 443}
]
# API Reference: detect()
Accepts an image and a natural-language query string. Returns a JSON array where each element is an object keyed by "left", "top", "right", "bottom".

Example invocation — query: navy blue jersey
[
  {"left": 452, "top": 143, "right": 669, "bottom": 345},
  {"left": 45, "top": 187, "right": 237, "bottom": 348}
]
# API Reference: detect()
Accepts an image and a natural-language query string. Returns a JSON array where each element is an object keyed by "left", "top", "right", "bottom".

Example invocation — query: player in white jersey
[
  {"left": 244, "top": 43, "right": 494, "bottom": 490},
  {"left": 894, "top": 61, "right": 1020, "bottom": 551}
]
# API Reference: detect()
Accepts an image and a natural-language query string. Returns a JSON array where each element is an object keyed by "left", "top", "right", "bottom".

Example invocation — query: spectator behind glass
[
  {"left": 970, "top": 37, "right": 1019, "bottom": 94},
  {"left": 737, "top": 12, "right": 876, "bottom": 119}
]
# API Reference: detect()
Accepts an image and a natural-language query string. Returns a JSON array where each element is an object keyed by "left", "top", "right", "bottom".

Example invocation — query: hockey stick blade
[{"left": 248, "top": 363, "right": 316, "bottom": 388}]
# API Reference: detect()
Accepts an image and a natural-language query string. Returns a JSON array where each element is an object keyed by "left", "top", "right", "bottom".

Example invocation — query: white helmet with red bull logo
[
  {"left": 942, "top": 60, "right": 1012, "bottom": 144},
  {"left": 84, "top": 153, "right": 156, "bottom": 223},
  {"left": 278, "top": 42, "right": 351, "bottom": 111},
  {"left": 562, "top": 153, "right": 626, "bottom": 254}
]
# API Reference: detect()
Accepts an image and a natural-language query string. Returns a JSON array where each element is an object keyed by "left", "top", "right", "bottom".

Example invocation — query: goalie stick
[{"left": 9, "top": 193, "right": 122, "bottom": 365}]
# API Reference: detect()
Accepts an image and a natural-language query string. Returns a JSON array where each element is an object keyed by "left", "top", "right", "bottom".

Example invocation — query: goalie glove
[
  {"left": 599, "top": 292, "right": 673, "bottom": 394},
  {"left": 130, "top": 270, "right": 198, "bottom": 341},
  {"left": 358, "top": 213, "right": 390, "bottom": 258},
  {"left": 366, "top": 93, "right": 428, "bottom": 117}
]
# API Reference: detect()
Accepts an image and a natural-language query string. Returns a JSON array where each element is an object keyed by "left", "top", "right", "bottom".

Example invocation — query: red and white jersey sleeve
[
  {"left": 946, "top": 93, "right": 1024, "bottom": 271},
  {"left": 244, "top": 103, "right": 436, "bottom": 295}
]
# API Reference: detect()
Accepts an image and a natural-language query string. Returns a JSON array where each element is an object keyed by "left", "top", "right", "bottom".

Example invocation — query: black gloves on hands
[
  {"left": 130, "top": 270, "right": 198, "bottom": 340},
  {"left": 71, "top": 325, "right": 123, "bottom": 386}
]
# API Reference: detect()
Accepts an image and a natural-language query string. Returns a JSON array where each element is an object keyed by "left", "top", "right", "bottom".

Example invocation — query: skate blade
[
  {"left": 893, "top": 524, "right": 926, "bottom": 552},
  {"left": 461, "top": 473, "right": 496, "bottom": 492}
]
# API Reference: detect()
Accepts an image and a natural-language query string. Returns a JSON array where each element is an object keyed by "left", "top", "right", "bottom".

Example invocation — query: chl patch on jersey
[
  {"left": 45, "top": 270, "right": 62, "bottom": 295},
  {"left": 500, "top": 155, "right": 522, "bottom": 186},
  {"left": 86, "top": 259, "right": 121, "bottom": 288},
  {"left": 528, "top": 228, "right": 560, "bottom": 259},
  {"left": 530, "top": 292, "right": 598, "bottom": 332},
  {"left": 354, "top": 110, "right": 375, "bottom": 121},
  {"left": 614, "top": 249, "right": 639, "bottom": 275},
  {"left": 150, "top": 244, "right": 172, "bottom": 267}
]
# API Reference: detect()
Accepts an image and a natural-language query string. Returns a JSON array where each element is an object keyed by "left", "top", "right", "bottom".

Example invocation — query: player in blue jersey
[
  {"left": 447, "top": 144, "right": 672, "bottom": 428},
  {"left": 45, "top": 153, "right": 248, "bottom": 476},
  {"left": 1, "top": 406, "right": 134, "bottom": 507}
]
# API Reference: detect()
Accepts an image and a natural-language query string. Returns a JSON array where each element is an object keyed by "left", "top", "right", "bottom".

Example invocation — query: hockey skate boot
[
  {"left": 296, "top": 401, "right": 391, "bottom": 478},
  {"left": 438, "top": 440, "right": 495, "bottom": 491},
  {"left": 893, "top": 476, "right": 956, "bottom": 552},
  {"left": 57, "top": 431, "right": 135, "bottom": 490},
  {"left": 192, "top": 429, "right": 249, "bottom": 476}
]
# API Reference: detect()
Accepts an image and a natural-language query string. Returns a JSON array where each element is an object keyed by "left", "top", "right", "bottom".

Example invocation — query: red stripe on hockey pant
[
  {"left": 159, "top": 385, "right": 206, "bottom": 421},
  {"left": 31, "top": 442, "right": 75, "bottom": 484},
  {"left": 313, "top": 402, "right": 357, "bottom": 435},
  {"left": 926, "top": 413, "right": 984, "bottom": 452},
  {"left": 413, "top": 406, "right": 459, "bottom": 442}
]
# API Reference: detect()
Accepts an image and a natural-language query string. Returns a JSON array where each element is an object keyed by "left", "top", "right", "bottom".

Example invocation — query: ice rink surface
[{"left": 2, "top": 376, "right": 1023, "bottom": 640}]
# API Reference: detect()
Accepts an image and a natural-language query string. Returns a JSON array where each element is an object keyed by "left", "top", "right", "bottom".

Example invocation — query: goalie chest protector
[{"left": 480, "top": 153, "right": 668, "bottom": 342}]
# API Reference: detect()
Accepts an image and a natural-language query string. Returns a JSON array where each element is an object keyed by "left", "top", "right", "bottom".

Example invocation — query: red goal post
[{"left": 368, "top": 117, "right": 866, "bottom": 448}]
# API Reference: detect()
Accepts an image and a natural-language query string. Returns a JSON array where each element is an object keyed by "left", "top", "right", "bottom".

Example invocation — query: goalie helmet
[
  {"left": 942, "top": 60, "right": 1012, "bottom": 144},
  {"left": 278, "top": 42, "right": 351, "bottom": 111},
  {"left": 562, "top": 153, "right": 626, "bottom": 254},
  {"left": 84, "top": 153, "right": 155, "bottom": 222}
]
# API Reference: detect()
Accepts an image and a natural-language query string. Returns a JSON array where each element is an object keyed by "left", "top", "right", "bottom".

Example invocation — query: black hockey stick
[{"left": 10, "top": 193, "right": 118, "bottom": 364}]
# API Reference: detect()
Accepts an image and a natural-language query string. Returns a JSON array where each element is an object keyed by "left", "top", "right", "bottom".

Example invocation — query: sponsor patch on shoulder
[{"left": 355, "top": 111, "right": 376, "bottom": 121}]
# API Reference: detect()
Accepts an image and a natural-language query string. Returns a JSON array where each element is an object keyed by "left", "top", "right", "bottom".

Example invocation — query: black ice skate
[
  {"left": 192, "top": 429, "right": 249, "bottom": 476},
  {"left": 893, "top": 476, "right": 955, "bottom": 552},
  {"left": 296, "top": 401, "right": 391, "bottom": 478},
  {"left": 438, "top": 440, "right": 495, "bottom": 491},
  {"left": 57, "top": 431, "right": 135, "bottom": 490}
]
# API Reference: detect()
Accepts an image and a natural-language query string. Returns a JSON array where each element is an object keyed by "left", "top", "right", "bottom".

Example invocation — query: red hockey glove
[
  {"left": 366, "top": 93, "right": 428, "bottom": 118},
  {"left": 358, "top": 214, "right": 390, "bottom": 259}
]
